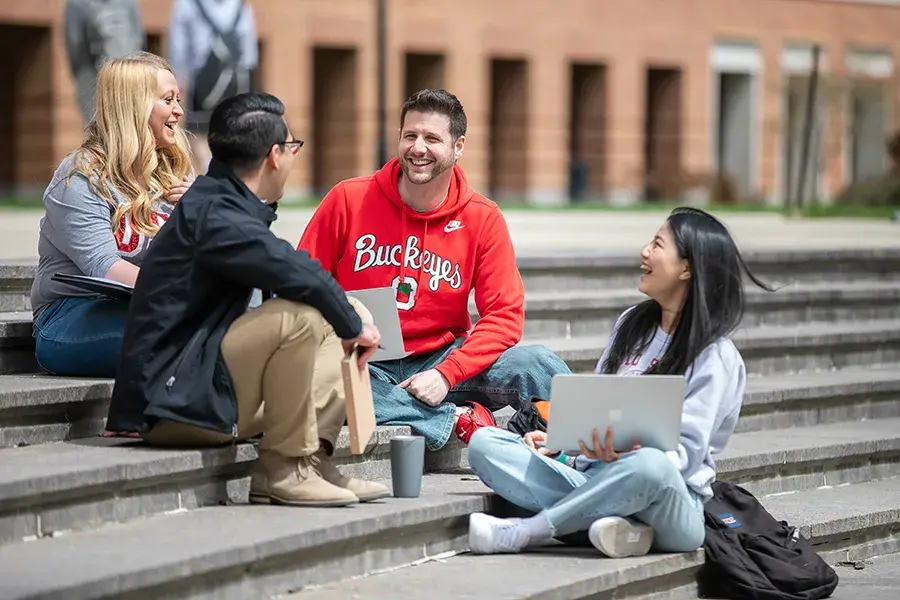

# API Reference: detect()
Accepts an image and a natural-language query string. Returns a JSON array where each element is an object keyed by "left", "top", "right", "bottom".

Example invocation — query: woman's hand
[
  {"left": 166, "top": 175, "right": 194, "bottom": 204},
  {"left": 577, "top": 427, "right": 642, "bottom": 462},
  {"left": 523, "top": 430, "right": 554, "bottom": 456}
]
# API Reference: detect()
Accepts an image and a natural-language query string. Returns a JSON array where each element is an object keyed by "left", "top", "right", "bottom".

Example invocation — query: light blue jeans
[
  {"left": 468, "top": 427, "right": 706, "bottom": 551},
  {"left": 370, "top": 340, "right": 571, "bottom": 450}
]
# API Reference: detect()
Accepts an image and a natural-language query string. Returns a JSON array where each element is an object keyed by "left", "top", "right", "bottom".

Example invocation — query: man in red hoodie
[{"left": 298, "top": 89, "right": 571, "bottom": 450}]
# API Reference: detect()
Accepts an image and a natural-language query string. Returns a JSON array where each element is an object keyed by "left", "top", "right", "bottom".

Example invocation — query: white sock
[
  {"left": 455, "top": 405, "right": 469, "bottom": 416},
  {"left": 520, "top": 513, "right": 554, "bottom": 541}
]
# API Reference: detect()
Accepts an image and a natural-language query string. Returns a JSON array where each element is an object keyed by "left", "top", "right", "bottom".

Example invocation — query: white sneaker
[
  {"left": 468, "top": 513, "right": 529, "bottom": 555},
  {"left": 588, "top": 516, "right": 654, "bottom": 558}
]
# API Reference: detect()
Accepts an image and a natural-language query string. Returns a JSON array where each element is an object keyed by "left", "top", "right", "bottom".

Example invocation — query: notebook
[{"left": 51, "top": 273, "right": 133, "bottom": 301}]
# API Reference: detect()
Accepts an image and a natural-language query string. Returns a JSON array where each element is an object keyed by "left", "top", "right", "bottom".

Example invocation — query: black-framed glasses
[{"left": 280, "top": 140, "right": 305, "bottom": 155}]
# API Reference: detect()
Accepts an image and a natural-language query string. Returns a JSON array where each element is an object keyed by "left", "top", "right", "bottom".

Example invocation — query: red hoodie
[{"left": 297, "top": 158, "right": 525, "bottom": 387}]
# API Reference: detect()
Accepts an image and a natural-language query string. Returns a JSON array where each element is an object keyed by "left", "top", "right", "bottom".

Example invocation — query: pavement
[
  {"left": 831, "top": 553, "right": 900, "bottom": 600},
  {"left": 0, "top": 208, "right": 898, "bottom": 260}
]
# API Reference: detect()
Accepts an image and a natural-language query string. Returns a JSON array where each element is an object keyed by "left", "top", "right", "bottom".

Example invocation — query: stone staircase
[{"left": 0, "top": 248, "right": 898, "bottom": 599}]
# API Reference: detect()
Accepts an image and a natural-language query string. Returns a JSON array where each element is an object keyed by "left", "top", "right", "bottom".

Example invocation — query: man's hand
[
  {"left": 341, "top": 323, "right": 381, "bottom": 370},
  {"left": 577, "top": 427, "right": 641, "bottom": 462},
  {"left": 166, "top": 175, "right": 194, "bottom": 204},
  {"left": 399, "top": 369, "right": 450, "bottom": 407}
]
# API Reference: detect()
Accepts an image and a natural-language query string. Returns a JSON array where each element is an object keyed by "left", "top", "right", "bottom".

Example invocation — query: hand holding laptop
[
  {"left": 576, "top": 427, "right": 642, "bottom": 462},
  {"left": 526, "top": 427, "right": 641, "bottom": 462}
]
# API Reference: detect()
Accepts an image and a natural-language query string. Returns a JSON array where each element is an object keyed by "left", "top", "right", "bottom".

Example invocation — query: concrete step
[
  {"left": 0, "top": 474, "right": 492, "bottom": 600},
  {"left": 0, "top": 261, "right": 33, "bottom": 313},
  {"left": 507, "top": 281, "right": 900, "bottom": 339},
  {"left": 760, "top": 478, "right": 900, "bottom": 564},
  {"left": 825, "top": 551, "right": 900, "bottom": 600},
  {"left": 3, "top": 248, "right": 899, "bottom": 315},
  {"left": 4, "top": 474, "right": 899, "bottom": 600},
  {"left": 297, "top": 550, "right": 705, "bottom": 600},
  {"left": 288, "top": 478, "right": 900, "bottom": 600},
  {"left": 3, "top": 415, "right": 900, "bottom": 547},
  {"left": 539, "top": 319, "right": 900, "bottom": 375},
  {"left": 3, "top": 311, "right": 900, "bottom": 380},
  {"left": 3, "top": 364, "right": 899, "bottom": 448},
  {"left": 0, "top": 421, "right": 412, "bottom": 546},
  {"left": 515, "top": 248, "right": 900, "bottom": 291},
  {"left": 0, "top": 376, "right": 114, "bottom": 447},
  {"left": 0, "top": 312, "right": 36, "bottom": 374},
  {"left": 738, "top": 365, "right": 900, "bottom": 433}
]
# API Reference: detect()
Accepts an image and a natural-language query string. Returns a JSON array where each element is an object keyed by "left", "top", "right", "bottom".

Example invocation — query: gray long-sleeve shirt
[{"left": 31, "top": 154, "right": 174, "bottom": 315}]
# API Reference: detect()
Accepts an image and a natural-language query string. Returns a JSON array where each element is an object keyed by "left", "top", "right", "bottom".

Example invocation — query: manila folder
[{"left": 341, "top": 353, "right": 376, "bottom": 454}]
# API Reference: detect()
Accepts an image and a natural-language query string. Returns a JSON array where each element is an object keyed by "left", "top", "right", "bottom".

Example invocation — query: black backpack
[
  {"left": 699, "top": 481, "right": 839, "bottom": 600},
  {"left": 191, "top": 0, "right": 252, "bottom": 113}
]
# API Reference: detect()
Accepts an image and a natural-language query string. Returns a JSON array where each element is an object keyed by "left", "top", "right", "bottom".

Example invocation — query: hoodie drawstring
[{"left": 397, "top": 207, "right": 428, "bottom": 303}]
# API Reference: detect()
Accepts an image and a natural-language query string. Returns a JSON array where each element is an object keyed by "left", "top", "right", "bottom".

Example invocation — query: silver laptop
[
  {"left": 544, "top": 374, "right": 685, "bottom": 454},
  {"left": 346, "top": 287, "right": 412, "bottom": 362}
]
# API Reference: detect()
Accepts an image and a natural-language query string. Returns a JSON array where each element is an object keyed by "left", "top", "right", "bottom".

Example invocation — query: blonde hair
[{"left": 72, "top": 51, "right": 193, "bottom": 237}]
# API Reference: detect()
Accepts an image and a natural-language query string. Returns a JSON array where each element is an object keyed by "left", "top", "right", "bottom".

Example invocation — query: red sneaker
[{"left": 455, "top": 402, "right": 497, "bottom": 445}]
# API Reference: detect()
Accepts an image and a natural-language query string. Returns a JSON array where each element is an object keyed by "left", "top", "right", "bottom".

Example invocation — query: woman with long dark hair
[{"left": 465, "top": 207, "right": 775, "bottom": 558}]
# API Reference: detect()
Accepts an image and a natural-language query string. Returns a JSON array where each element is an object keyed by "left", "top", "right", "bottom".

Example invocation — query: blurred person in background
[
  {"left": 167, "top": 0, "right": 258, "bottom": 175},
  {"left": 30, "top": 52, "right": 193, "bottom": 379},
  {"left": 64, "top": 0, "right": 145, "bottom": 125}
]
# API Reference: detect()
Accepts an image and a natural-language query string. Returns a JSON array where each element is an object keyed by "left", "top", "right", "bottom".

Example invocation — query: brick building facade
[{"left": 1, "top": 0, "right": 899, "bottom": 206}]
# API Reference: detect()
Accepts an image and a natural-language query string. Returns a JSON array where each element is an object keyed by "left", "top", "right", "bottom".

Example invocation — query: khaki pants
[{"left": 145, "top": 298, "right": 367, "bottom": 457}]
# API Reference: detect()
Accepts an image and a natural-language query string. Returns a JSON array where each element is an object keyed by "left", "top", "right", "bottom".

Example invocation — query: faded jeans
[
  {"left": 468, "top": 427, "right": 706, "bottom": 551},
  {"left": 370, "top": 339, "right": 571, "bottom": 450}
]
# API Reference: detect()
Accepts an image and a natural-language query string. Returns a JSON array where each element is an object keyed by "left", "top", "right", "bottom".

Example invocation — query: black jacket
[{"left": 106, "top": 160, "right": 362, "bottom": 435}]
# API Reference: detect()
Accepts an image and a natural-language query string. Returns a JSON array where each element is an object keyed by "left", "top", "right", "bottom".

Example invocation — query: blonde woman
[{"left": 30, "top": 51, "right": 193, "bottom": 378}]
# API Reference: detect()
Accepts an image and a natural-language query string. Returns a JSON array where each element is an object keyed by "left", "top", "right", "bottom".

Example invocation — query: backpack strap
[{"left": 192, "top": 0, "right": 245, "bottom": 36}]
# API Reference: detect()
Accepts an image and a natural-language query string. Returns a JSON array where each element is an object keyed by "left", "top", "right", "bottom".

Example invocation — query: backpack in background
[
  {"left": 191, "top": 0, "right": 252, "bottom": 113},
  {"left": 699, "top": 481, "right": 839, "bottom": 600},
  {"left": 506, "top": 396, "right": 550, "bottom": 436}
]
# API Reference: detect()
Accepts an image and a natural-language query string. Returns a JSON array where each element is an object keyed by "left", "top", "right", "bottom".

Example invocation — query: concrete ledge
[
  {"left": 763, "top": 478, "right": 900, "bottom": 563},
  {"left": 719, "top": 418, "right": 900, "bottom": 496},
  {"left": 0, "top": 446, "right": 899, "bottom": 599},
  {"left": 3, "top": 417, "right": 900, "bottom": 547},
  {"left": 542, "top": 319, "right": 900, "bottom": 374},
  {"left": 0, "top": 313, "right": 31, "bottom": 348},
  {"left": 504, "top": 282, "right": 900, "bottom": 338},
  {"left": 298, "top": 548, "right": 704, "bottom": 600},
  {"left": 0, "top": 475, "right": 493, "bottom": 600}
]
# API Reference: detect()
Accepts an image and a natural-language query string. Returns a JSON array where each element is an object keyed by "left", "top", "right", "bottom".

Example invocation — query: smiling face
[
  {"left": 638, "top": 221, "right": 691, "bottom": 306},
  {"left": 149, "top": 69, "right": 184, "bottom": 149},
  {"left": 397, "top": 110, "right": 464, "bottom": 185}
]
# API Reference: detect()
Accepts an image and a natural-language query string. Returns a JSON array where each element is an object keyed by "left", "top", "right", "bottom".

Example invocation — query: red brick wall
[{"left": 1, "top": 0, "right": 899, "bottom": 202}]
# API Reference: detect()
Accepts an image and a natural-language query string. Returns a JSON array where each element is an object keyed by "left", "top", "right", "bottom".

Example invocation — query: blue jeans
[
  {"left": 370, "top": 340, "right": 571, "bottom": 450},
  {"left": 33, "top": 296, "right": 129, "bottom": 378},
  {"left": 468, "top": 427, "right": 706, "bottom": 551}
]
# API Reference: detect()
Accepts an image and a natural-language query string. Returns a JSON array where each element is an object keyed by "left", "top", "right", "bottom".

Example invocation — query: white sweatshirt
[{"left": 589, "top": 308, "right": 746, "bottom": 502}]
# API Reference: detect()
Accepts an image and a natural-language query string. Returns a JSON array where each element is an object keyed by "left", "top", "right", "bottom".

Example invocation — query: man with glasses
[{"left": 107, "top": 92, "right": 390, "bottom": 508}]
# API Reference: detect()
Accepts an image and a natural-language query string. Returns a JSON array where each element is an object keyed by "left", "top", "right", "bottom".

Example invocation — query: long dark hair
[{"left": 600, "top": 207, "right": 775, "bottom": 376}]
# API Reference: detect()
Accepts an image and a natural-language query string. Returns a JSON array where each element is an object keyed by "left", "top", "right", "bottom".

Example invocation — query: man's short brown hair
[{"left": 400, "top": 89, "right": 467, "bottom": 140}]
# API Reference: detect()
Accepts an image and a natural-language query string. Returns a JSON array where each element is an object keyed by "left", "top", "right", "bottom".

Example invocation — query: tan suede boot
[
  {"left": 249, "top": 450, "right": 358, "bottom": 507},
  {"left": 315, "top": 449, "right": 391, "bottom": 502}
]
